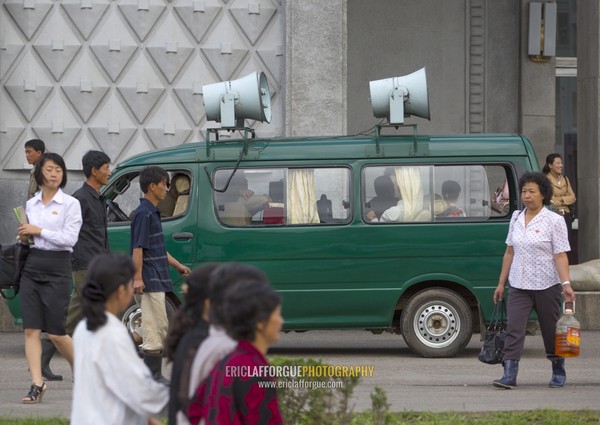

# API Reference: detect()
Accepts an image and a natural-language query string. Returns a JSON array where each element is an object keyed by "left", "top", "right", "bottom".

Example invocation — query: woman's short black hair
[
  {"left": 222, "top": 279, "right": 281, "bottom": 342},
  {"left": 542, "top": 153, "right": 562, "bottom": 174},
  {"left": 81, "top": 254, "right": 135, "bottom": 331},
  {"left": 519, "top": 171, "right": 553, "bottom": 205},
  {"left": 163, "top": 263, "right": 219, "bottom": 362},
  {"left": 34, "top": 152, "right": 68, "bottom": 188}
]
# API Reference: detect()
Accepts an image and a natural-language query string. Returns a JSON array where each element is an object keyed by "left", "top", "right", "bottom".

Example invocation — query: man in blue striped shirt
[{"left": 131, "top": 166, "right": 190, "bottom": 383}]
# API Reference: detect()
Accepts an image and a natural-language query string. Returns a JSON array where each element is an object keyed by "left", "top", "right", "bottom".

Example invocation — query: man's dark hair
[
  {"left": 34, "top": 152, "right": 68, "bottom": 188},
  {"left": 442, "top": 180, "right": 461, "bottom": 202},
  {"left": 222, "top": 280, "right": 281, "bottom": 341},
  {"left": 24, "top": 139, "right": 45, "bottom": 154},
  {"left": 207, "top": 263, "right": 268, "bottom": 326},
  {"left": 82, "top": 150, "right": 111, "bottom": 178},
  {"left": 519, "top": 171, "right": 553, "bottom": 205},
  {"left": 139, "top": 166, "right": 170, "bottom": 193},
  {"left": 374, "top": 175, "right": 395, "bottom": 198}
]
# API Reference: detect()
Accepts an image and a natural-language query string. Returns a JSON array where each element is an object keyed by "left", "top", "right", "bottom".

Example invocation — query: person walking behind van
[
  {"left": 131, "top": 166, "right": 191, "bottom": 383},
  {"left": 188, "top": 279, "right": 283, "bottom": 425},
  {"left": 164, "top": 263, "right": 218, "bottom": 425},
  {"left": 543, "top": 153, "right": 576, "bottom": 259},
  {"left": 24, "top": 139, "right": 45, "bottom": 199},
  {"left": 65, "top": 151, "right": 112, "bottom": 336},
  {"left": 18, "top": 153, "right": 82, "bottom": 403},
  {"left": 187, "top": 263, "right": 268, "bottom": 403},
  {"left": 492, "top": 172, "right": 575, "bottom": 389},
  {"left": 71, "top": 254, "right": 168, "bottom": 425}
]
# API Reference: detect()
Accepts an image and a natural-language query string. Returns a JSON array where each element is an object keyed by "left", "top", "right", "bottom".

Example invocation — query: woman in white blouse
[
  {"left": 18, "top": 152, "right": 82, "bottom": 404},
  {"left": 492, "top": 172, "right": 575, "bottom": 389},
  {"left": 71, "top": 254, "right": 168, "bottom": 425}
]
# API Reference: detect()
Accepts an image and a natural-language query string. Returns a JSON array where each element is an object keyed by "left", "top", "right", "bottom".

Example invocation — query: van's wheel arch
[
  {"left": 400, "top": 288, "right": 472, "bottom": 358},
  {"left": 119, "top": 293, "right": 179, "bottom": 345}
]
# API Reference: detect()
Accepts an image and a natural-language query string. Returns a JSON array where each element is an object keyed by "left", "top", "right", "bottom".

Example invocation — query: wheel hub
[
  {"left": 126, "top": 307, "right": 142, "bottom": 335},
  {"left": 413, "top": 303, "right": 461, "bottom": 348}
]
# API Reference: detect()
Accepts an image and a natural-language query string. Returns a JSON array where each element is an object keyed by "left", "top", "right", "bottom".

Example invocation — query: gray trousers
[{"left": 503, "top": 284, "right": 562, "bottom": 362}]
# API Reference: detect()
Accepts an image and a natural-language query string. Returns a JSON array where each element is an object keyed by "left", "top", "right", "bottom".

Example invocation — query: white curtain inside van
[{"left": 287, "top": 169, "right": 320, "bottom": 224}]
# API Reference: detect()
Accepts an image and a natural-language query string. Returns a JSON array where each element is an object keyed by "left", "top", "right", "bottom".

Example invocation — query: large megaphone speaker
[
  {"left": 203, "top": 71, "right": 272, "bottom": 128},
  {"left": 369, "top": 67, "right": 430, "bottom": 125}
]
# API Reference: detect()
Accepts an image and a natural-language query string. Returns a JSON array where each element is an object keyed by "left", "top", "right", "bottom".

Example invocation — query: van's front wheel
[
  {"left": 119, "top": 295, "right": 178, "bottom": 349},
  {"left": 400, "top": 288, "right": 472, "bottom": 358}
]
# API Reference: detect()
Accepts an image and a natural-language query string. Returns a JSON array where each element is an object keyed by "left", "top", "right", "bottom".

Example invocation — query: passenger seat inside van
[
  {"left": 158, "top": 173, "right": 191, "bottom": 217},
  {"left": 172, "top": 175, "right": 191, "bottom": 216}
]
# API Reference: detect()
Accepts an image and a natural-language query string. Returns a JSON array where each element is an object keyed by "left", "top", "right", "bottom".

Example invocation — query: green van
[
  {"left": 95, "top": 130, "right": 535, "bottom": 358},
  {"left": 2, "top": 129, "right": 539, "bottom": 357}
]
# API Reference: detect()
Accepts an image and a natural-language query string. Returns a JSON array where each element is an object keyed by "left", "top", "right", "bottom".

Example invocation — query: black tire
[
  {"left": 119, "top": 294, "right": 178, "bottom": 343},
  {"left": 400, "top": 288, "right": 473, "bottom": 358}
]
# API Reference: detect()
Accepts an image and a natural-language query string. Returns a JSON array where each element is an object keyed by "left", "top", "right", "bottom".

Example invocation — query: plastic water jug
[{"left": 555, "top": 301, "right": 580, "bottom": 358}]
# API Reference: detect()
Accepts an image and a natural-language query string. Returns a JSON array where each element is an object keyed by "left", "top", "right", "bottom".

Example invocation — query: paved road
[{"left": 0, "top": 330, "right": 599, "bottom": 419}]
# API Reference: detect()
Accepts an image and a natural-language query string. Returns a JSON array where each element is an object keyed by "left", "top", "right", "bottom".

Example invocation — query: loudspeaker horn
[
  {"left": 369, "top": 67, "right": 430, "bottom": 125},
  {"left": 203, "top": 71, "right": 272, "bottom": 128}
]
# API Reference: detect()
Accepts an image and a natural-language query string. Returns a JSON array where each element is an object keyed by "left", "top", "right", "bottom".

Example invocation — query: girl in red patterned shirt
[{"left": 188, "top": 279, "right": 283, "bottom": 425}]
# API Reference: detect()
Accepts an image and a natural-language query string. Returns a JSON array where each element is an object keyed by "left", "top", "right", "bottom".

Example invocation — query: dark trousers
[
  {"left": 65, "top": 269, "right": 87, "bottom": 336},
  {"left": 503, "top": 285, "right": 562, "bottom": 362},
  {"left": 563, "top": 214, "right": 576, "bottom": 264}
]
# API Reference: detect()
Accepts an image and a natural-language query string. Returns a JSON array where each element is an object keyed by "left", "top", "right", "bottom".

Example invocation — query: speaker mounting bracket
[
  {"left": 205, "top": 127, "right": 256, "bottom": 156},
  {"left": 375, "top": 123, "right": 427, "bottom": 156}
]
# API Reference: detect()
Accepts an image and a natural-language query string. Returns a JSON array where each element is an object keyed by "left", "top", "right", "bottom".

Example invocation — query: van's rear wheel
[{"left": 400, "top": 288, "right": 472, "bottom": 358}]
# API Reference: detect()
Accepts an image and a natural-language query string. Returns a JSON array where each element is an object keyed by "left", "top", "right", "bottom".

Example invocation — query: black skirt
[{"left": 20, "top": 248, "right": 72, "bottom": 335}]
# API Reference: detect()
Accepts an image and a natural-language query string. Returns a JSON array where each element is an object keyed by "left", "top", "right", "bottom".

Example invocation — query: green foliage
[
  {"left": 369, "top": 386, "right": 392, "bottom": 425},
  {"left": 350, "top": 410, "right": 600, "bottom": 425},
  {"left": 269, "top": 356, "right": 361, "bottom": 425},
  {"left": 0, "top": 419, "right": 69, "bottom": 425}
]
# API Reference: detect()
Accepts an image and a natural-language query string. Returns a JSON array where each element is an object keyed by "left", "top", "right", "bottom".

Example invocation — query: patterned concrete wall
[{"left": 0, "top": 0, "right": 285, "bottom": 172}]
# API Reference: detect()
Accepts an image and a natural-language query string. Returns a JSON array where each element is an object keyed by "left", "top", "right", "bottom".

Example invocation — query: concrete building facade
[{"left": 0, "top": 1, "right": 594, "bottom": 326}]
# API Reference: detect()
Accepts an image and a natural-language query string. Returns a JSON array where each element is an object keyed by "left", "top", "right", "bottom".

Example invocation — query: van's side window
[
  {"left": 363, "top": 165, "right": 511, "bottom": 223},
  {"left": 434, "top": 165, "right": 512, "bottom": 219},
  {"left": 363, "top": 166, "right": 432, "bottom": 222},
  {"left": 213, "top": 167, "right": 351, "bottom": 227},
  {"left": 104, "top": 170, "right": 192, "bottom": 224}
]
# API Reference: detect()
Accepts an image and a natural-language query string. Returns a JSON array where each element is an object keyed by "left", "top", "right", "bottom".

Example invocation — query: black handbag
[
  {"left": 0, "top": 243, "right": 30, "bottom": 300},
  {"left": 478, "top": 300, "right": 507, "bottom": 365}
]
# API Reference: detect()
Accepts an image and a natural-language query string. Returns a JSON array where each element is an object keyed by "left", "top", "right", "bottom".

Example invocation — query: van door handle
[{"left": 173, "top": 232, "right": 194, "bottom": 241}]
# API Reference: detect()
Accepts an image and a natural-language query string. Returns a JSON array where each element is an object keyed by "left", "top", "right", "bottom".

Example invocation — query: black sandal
[{"left": 22, "top": 383, "right": 47, "bottom": 404}]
